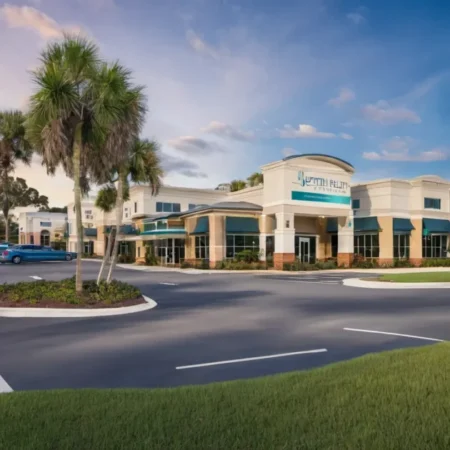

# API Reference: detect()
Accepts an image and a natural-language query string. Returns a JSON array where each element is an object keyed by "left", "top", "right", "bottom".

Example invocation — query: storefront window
[
  {"left": 226, "top": 235, "right": 259, "bottom": 258},
  {"left": 422, "top": 235, "right": 448, "bottom": 258},
  {"left": 394, "top": 234, "right": 410, "bottom": 259},
  {"left": 195, "top": 236, "right": 209, "bottom": 259},
  {"left": 354, "top": 233, "right": 379, "bottom": 258},
  {"left": 330, "top": 234, "right": 338, "bottom": 258},
  {"left": 265, "top": 236, "right": 274, "bottom": 260}
]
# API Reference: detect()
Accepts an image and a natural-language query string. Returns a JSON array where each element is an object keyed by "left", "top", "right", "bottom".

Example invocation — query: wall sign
[{"left": 40, "top": 222, "right": 52, "bottom": 227}]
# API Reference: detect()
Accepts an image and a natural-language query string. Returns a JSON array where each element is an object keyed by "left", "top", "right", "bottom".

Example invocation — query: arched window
[{"left": 40, "top": 230, "right": 50, "bottom": 246}]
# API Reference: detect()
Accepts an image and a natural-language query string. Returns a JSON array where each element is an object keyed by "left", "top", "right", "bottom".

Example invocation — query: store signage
[
  {"left": 40, "top": 221, "right": 52, "bottom": 227},
  {"left": 292, "top": 170, "right": 351, "bottom": 205}
]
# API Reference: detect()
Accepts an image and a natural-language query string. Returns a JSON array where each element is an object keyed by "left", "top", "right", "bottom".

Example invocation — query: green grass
[
  {"left": 2, "top": 345, "right": 450, "bottom": 449},
  {"left": 379, "top": 272, "right": 450, "bottom": 283}
]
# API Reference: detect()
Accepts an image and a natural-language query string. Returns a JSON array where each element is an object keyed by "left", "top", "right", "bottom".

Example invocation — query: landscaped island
[
  {"left": 1, "top": 345, "right": 449, "bottom": 449},
  {"left": 378, "top": 272, "right": 450, "bottom": 283},
  {"left": 0, "top": 278, "right": 144, "bottom": 308}
]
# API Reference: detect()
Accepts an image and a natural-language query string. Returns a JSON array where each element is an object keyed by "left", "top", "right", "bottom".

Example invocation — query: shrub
[
  {"left": 215, "top": 260, "right": 267, "bottom": 270},
  {"left": 118, "top": 254, "right": 135, "bottom": 264},
  {"left": 234, "top": 249, "right": 261, "bottom": 263},
  {"left": 282, "top": 260, "right": 337, "bottom": 271},
  {"left": 421, "top": 258, "right": 450, "bottom": 267},
  {"left": 351, "top": 259, "right": 379, "bottom": 269},
  {"left": 0, "top": 277, "right": 140, "bottom": 305},
  {"left": 180, "top": 259, "right": 210, "bottom": 270},
  {"left": 392, "top": 258, "right": 414, "bottom": 268},
  {"left": 145, "top": 244, "right": 158, "bottom": 266}
]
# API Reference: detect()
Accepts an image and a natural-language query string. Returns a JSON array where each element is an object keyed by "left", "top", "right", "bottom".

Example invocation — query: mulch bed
[{"left": 0, "top": 295, "right": 146, "bottom": 309}]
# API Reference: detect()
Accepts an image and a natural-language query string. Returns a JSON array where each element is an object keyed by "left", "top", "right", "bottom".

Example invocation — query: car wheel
[
  {"left": 12, "top": 256, "right": 21, "bottom": 265},
  {"left": 65, "top": 254, "right": 72, "bottom": 261}
]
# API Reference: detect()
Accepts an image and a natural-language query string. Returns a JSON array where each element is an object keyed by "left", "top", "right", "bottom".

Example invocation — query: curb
[
  {"left": 0, "top": 295, "right": 157, "bottom": 318},
  {"left": 343, "top": 278, "right": 450, "bottom": 289}
]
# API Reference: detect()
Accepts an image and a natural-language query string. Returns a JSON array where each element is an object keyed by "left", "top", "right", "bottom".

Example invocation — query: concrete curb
[
  {"left": 343, "top": 278, "right": 450, "bottom": 289},
  {"left": 0, "top": 295, "right": 157, "bottom": 318}
]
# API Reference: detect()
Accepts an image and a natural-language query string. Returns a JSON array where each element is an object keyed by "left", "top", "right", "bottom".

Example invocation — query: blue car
[{"left": 1, "top": 245, "right": 77, "bottom": 264}]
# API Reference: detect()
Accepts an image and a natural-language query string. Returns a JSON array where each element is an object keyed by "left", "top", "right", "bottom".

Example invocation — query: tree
[
  {"left": 230, "top": 179, "right": 247, "bottom": 192},
  {"left": 26, "top": 36, "right": 143, "bottom": 293},
  {"left": 0, "top": 177, "right": 48, "bottom": 241},
  {"left": 96, "top": 139, "right": 163, "bottom": 283},
  {"left": 39, "top": 206, "right": 68, "bottom": 213},
  {"left": 247, "top": 172, "right": 263, "bottom": 187},
  {"left": 0, "top": 111, "right": 33, "bottom": 241}
]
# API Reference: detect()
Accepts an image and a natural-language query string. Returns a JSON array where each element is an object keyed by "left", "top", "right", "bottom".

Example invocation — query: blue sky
[{"left": 1, "top": 0, "right": 450, "bottom": 205}]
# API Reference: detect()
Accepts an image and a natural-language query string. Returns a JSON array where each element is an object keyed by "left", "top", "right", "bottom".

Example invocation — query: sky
[{"left": 2, "top": 0, "right": 450, "bottom": 206}]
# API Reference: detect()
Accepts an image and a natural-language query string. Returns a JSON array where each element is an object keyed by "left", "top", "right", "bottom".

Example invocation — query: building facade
[
  {"left": 18, "top": 212, "right": 68, "bottom": 248},
  {"left": 65, "top": 154, "right": 450, "bottom": 268}
]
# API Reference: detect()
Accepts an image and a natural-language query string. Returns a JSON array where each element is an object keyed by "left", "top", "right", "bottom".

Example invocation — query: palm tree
[
  {"left": 247, "top": 172, "right": 263, "bottom": 187},
  {"left": 96, "top": 139, "right": 163, "bottom": 283},
  {"left": 26, "top": 36, "right": 144, "bottom": 293},
  {"left": 230, "top": 179, "right": 247, "bottom": 192},
  {"left": 0, "top": 111, "right": 33, "bottom": 241}
]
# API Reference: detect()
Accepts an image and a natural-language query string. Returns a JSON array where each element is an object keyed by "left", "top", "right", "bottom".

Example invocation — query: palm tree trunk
[
  {"left": 73, "top": 127, "right": 83, "bottom": 293},
  {"left": 106, "top": 170, "right": 125, "bottom": 283},
  {"left": 97, "top": 227, "right": 114, "bottom": 284},
  {"left": 3, "top": 212, "right": 9, "bottom": 243}
]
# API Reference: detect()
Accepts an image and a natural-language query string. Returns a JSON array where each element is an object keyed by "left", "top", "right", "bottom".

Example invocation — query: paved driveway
[{"left": 0, "top": 261, "right": 448, "bottom": 391}]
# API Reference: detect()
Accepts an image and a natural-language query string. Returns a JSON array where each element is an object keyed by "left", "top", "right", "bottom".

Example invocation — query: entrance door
[{"left": 298, "top": 238, "right": 310, "bottom": 263}]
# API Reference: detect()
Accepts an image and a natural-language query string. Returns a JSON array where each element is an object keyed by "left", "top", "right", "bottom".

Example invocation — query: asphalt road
[{"left": 0, "top": 261, "right": 449, "bottom": 391}]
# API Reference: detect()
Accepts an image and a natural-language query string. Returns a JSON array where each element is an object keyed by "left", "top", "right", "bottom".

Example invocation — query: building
[
  {"left": 66, "top": 154, "right": 450, "bottom": 268},
  {"left": 18, "top": 212, "right": 68, "bottom": 247}
]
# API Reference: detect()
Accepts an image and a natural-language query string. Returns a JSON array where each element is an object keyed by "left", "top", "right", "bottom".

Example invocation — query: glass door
[{"left": 299, "top": 237, "right": 310, "bottom": 263}]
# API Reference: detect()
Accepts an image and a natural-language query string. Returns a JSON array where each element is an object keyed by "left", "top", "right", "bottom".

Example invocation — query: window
[
  {"left": 143, "top": 222, "right": 156, "bottom": 232},
  {"left": 134, "top": 202, "right": 137, "bottom": 213},
  {"left": 424, "top": 198, "right": 441, "bottom": 210},
  {"left": 195, "top": 236, "right": 209, "bottom": 259},
  {"left": 40, "top": 231, "right": 50, "bottom": 246},
  {"left": 226, "top": 235, "right": 259, "bottom": 258},
  {"left": 124, "top": 208, "right": 129, "bottom": 219},
  {"left": 265, "top": 236, "right": 274, "bottom": 260},
  {"left": 85, "top": 210, "right": 92, "bottom": 215},
  {"left": 354, "top": 234, "right": 379, "bottom": 258},
  {"left": 352, "top": 199, "right": 360, "bottom": 209},
  {"left": 394, "top": 234, "right": 410, "bottom": 259},
  {"left": 83, "top": 241, "right": 94, "bottom": 255},
  {"left": 422, "top": 235, "right": 448, "bottom": 258},
  {"left": 156, "top": 202, "right": 181, "bottom": 213},
  {"left": 330, "top": 234, "right": 338, "bottom": 258}
]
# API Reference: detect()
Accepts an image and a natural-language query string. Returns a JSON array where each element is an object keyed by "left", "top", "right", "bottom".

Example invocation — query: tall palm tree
[
  {"left": 230, "top": 179, "right": 247, "bottom": 192},
  {"left": 0, "top": 111, "right": 33, "bottom": 241},
  {"left": 26, "top": 36, "right": 144, "bottom": 292},
  {"left": 96, "top": 139, "right": 163, "bottom": 283},
  {"left": 247, "top": 172, "right": 263, "bottom": 187}
]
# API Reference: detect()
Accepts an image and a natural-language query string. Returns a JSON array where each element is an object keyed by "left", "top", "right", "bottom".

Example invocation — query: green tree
[
  {"left": 96, "top": 139, "right": 163, "bottom": 283},
  {"left": 0, "top": 111, "right": 33, "bottom": 241},
  {"left": 247, "top": 172, "right": 263, "bottom": 187},
  {"left": 0, "top": 177, "right": 49, "bottom": 241},
  {"left": 39, "top": 206, "right": 68, "bottom": 213},
  {"left": 26, "top": 36, "right": 143, "bottom": 293},
  {"left": 230, "top": 179, "right": 247, "bottom": 192}
]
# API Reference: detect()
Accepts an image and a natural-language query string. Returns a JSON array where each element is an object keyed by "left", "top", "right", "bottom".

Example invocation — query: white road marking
[
  {"left": 343, "top": 328, "right": 444, "bottom": 342},
  {"left": 29, "top": 276, "right": 43, "bottom": 280},
  {"left": 160, "top": 282, "right": 178, "bottom": 286},
  {"left": 0, "top": 375, "right": 13, "bottom": 393},
  {"left": 176, "top": 348, "right": 328, "bottom": 370},
  {"left": 283, "top": 280, "right": 339, "bottom": 285}
]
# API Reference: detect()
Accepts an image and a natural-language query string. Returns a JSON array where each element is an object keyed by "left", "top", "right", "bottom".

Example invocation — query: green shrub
[
  {"left": 180, "top": 260, "right": 210, "bottom": 270},
  {"left": 351, "top": 259, "right": 379, "bottom": 269},
  {"left": 118, "top": 254, "right": 135, "bottom": 264},
  {"left": 215, "top": 259, "right": 267, "bottom": 270},
  {"left": 392, "top": 258, "right": 414, "bottom": 268},
  {"left": 421, "top": 258, "right": 450, "bottom": 267},
  {"left": 234, "top": 249, "right": 261, "bottom": 263},
  {"left": 0, "top": 277, "right": 140, "bottom": 305},
  {"left": 282, "top": 259, "right": 338, "bottom": 271},
  {"left": 144, "top": 244, "right": 158, "bottom": 266}
]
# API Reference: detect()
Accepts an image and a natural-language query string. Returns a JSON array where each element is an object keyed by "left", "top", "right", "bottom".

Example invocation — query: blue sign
[
  {"left": 40, "top": 222, "right": 52, "bottom": 227},
  {"left": 292, "top": 191, "right": 351, "bottom": 205}
]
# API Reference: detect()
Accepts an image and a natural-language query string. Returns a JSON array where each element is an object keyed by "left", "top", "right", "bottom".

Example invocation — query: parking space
[{"left": 258, "top": 272, "right": 378, "bottom": 285}]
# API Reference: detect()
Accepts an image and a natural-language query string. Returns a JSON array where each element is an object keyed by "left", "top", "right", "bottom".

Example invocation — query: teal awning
[
  {"left": 354, "top": 217, "right": 379, "bottom": 232},
  {"left": 226, "top": 217, "right": 259, "bottom": 233},
  {"left": 84, "top": 228, "right": 97, "bottom": 237},
  {"left": 192, "top": 216, "right": 209, "bottom": 234},
  {"left": 423, "top": 218, "right": 450, "bottom": 234},
  {"left": 327, "top": 218, "right": 338, "bottom": 233},
  {"left": 393, "top": 218, "right": 415, "bottom": 233}
]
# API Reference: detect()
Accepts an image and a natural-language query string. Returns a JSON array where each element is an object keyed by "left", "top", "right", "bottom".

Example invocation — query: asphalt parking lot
[{"left": 0, "top": 261, "right": 449, "bottom": 392}]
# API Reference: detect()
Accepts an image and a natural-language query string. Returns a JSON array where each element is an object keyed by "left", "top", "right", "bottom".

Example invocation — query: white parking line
[
  {"left": 29, "top": 276, "right": 43, "bottom": 280},
  {"left": 176, "top": 348, "right": 328, "bottom": 370},
  {"left": 0, "top": 375, "right": 13, "bottom": 393},
  {"left": 160, "top": 282, "right": 178, "bottom": 286},
  {"left": 343, "top": 328, "right": 444, "bottom": 342}
]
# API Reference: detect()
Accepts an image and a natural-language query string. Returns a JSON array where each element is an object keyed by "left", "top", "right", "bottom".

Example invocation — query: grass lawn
[
  {"left": 2, "top": 344, "right": 450, "bottom": 449},
  {"left": 379, "top": 272, "right": 450, "bottom": 283}
]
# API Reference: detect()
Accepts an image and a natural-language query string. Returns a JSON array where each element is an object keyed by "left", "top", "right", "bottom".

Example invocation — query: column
[
  {"left": 316, "top": 217, "right": 328, "bottom": 260},
  {"left": 259, "top": 214, "right": 274, "bottom": 261},
  {"left": 274, "top": 212, "right": 295, "bottom": 270},
  {"left": 337, "top": 214, "right": 354, "bottom": 267},
  {"left": 410, "top": 218, "right": 423, "bottom": 266},
  {"left": 209, "top": 214, "right": 224, "bottom": 268},
  {"left": 378, "top": 216, "right": 393, "bottom": 264}
]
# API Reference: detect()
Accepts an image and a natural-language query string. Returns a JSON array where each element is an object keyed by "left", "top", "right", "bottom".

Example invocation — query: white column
[
  {"left": 338, "top": 213, "right": 354, "bottom": 254},
  {"left": 275, "top": 212, "right": 295, "bottom": 254}
]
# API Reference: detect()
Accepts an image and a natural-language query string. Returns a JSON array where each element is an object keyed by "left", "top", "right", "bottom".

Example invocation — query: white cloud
[
  {"left": 347, "top": 12, "right": 365, "bottom": 24},
  {"left": 282, "top": 147, "right": 296, "bottom": 157},
  {"left": 0, "top": 4, "right": 81, "bottom": 39},
  {"left": 363, "top": 136, "right": 448, "bottom": 162},
  {"left": 202, "top": 121, "right": 254, "bottom": 141},
  {"left": 160, "top": 153, "right": 207, "bottom": 178},
  {"left": 339, "top": 132, "right": 354, "bottom": 140},
  {"left": 362, "top": 100, "right": 421, "bottom": 124},
  {"left": 186, "top": 29, "right": 218, "bottom": 59},
  {"left": 167, "top": 136, "right": 224, "bottom": 154},
  {"left": 328, "top": 87, "right": 355, "bottom": 107},
  {"left": 280, "top": 124, "right": 336, "bottom": 139}
]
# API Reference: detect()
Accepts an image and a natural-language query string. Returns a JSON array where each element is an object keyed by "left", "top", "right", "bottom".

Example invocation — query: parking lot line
[
  {"left": 176, "top": 348, "right": 328, "bottom": 370},
  {"left": 160, "top": 282, "right": 178, "bottom": 286},
  {"left": 29, "top": 276, "right": 43, "bottom": 280},
  {"left": 343, "top": 328, "right": 444, "bottom": 342},
  {"left": 0, "top": 375, "right": 13, "bottom": 393}
]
